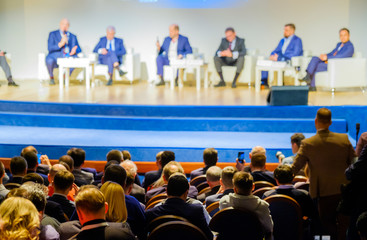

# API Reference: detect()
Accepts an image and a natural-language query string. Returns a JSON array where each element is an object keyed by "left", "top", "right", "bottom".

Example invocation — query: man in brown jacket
[{"left": 292, "top": 108, "right": 356, "bottom": 240}]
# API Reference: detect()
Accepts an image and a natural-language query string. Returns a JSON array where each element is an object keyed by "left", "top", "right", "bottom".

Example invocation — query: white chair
[
  {"left": 0, "top": 54, "right": 11, "bottom": 80},
  {"left": 315, "top": 52, "right": 366, "bottom": 91},
  {"left": 291, "top": 50, "right": 313, "bottom": 85}
]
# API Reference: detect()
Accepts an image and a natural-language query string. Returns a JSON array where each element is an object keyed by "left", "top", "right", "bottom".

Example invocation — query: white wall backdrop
[{"left": 0, "top": 0, "right": 364, "bottom": 80}]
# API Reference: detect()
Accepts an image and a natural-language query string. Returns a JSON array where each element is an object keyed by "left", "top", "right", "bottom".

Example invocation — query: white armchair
[
  {"left": 0, "top": 54, "right": 11, "bottom": 80},
  {"left": 315, "top": 52, "right": 366, "bottom": 91}
]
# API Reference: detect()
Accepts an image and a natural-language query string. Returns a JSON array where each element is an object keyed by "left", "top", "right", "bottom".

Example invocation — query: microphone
[{"left": 356, "top": 123, "right": 360, "bottom": 142}]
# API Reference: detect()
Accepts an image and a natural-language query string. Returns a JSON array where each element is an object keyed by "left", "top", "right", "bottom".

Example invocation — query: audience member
[
  {"left": 0, "top": 161, "right": 10, "bottom": 198},
  {"left": 197, "top": 166, "right": 222, "bottom": 202},
  {"left": 248, "top": 153, "right": 277, "bottom": 185},
  {"left": 122, "top": 150, "right": 132, "bottom": 160},
  {"left": 8, "top": 156, "right": 28, "bottom": 184},
  {"left": 0, "top": 197, "right": 40, "bottom": 240},
  {"left": 68, "top": 148, "right": 93, "bottom": 185},
  {"left": 23, "top": 151, "right": 49, "bottom": 185},
  {"left": 236, "top": 145, "right": 266, "bottom": 172},
  {"left": 145, "top": 173, "right": 213, "bottom": 239},
  {"left": 281, "top": 133, "right": 305, "bottom": 165},
  {"left": 100, "top": 181, "right": 128, "bottom": 224},
  {"left": 190, "top": 148, "right": 218, "bottom": 180},
  {"left": 21, "top": 145, "right": 51, "bottom": 175},
  {"left": 48, "top": 163, "right": 77, "bottom": 201},
  {"left": 205, "top": 166, "right": 237, "bottom": 207},
  {"left": 106, "top": 149, "right": 123, "bottom": 162},
  {"left": 292, "top": 108, "right": 356, "bottom": 239},
  {"left": 357, "top": 212, "right": 367, "bottom": 240},
  {"left": 220, "top": 171, "right": 273, "bottom": 238},
  {"left": 120, "top": 160, "right": 145, "bottom": 203},
  {"left": 356, "top": 131, "right": 367, "bottom": 157},
  {"left": 22, "top": 172, "right": 45, "bottom": 185}
]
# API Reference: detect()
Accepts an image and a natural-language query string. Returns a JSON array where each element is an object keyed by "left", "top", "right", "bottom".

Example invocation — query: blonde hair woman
[
  {"left": 100, "top": 181, "right": 128, "bottom": 222},
  {"left": 0, "top": 197, "right": 40, "bottom": 240}
]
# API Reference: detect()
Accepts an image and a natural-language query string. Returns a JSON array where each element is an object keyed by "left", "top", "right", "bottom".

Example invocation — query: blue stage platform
[{"left": 0, "top": 100, "right": 365, "bottom": 163}]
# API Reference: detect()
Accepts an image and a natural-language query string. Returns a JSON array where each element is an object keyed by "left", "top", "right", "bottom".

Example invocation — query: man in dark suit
[
  {"left": 300, "top": 28, "right": 354, "bottom": 91},
  {"left": 46, "top": 18, "right": 81, "bottom": 85},
  {"left": 190, "top": 148, "right": 218, "bottom": 180},
  {"left": 292, "top": 108, "right": 356, "bottom": 239},
  {"left": 214, "top": 27, "right": 246, "bottom": 88},
  {"left": 197, "top": 166, "right": 222, "bottom": 202},
  {"left": 249, "top": 153, "right": 277, "bottom": 186},
  {"left": 8, "top": 156, "right": 27, "bottom": 184},
  {"left": 93, "top": 26, "right": 126, "bottom": 86},
  {"left": 145, "top": 173, "right": 213, "bottom": 240},
  {"left": 23, "top": 151, "right": 49, "bottom": 185},
  {"left": 72, "top": 187, "right": 135, "bottom": 240},
  {"left": 68, "top": 148, "right": 94, "bottom": 186}
]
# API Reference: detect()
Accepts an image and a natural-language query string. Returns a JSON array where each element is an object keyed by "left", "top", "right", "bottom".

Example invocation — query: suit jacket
[
  {"left": 251, "top": 170, "right": 277, "bottom": 186},
  {"left": 327, "top": 41, "right": 354, "bottom": 59},
  {"left": 271, "top": 35, "right": 303, "bottom": 61},
  {"left": 142, "top": 169, "right": 162, "bottom": 190},
  {"left": 48, "top": 194, "right": 77, "bottom": 221},
  {"left": 292, "top": 129, "right": 356, "bottom": 198},
  {"left": 216, "top": 36, "right": 246, "bottom": 57},
  {"left": 146, "top": 184, "right": 198, "bottom": 202},
  {"left": 205, "top": 188, "right": 234, "bottom": 207},
  {"left": 47, "top": 30, "right": 81, "bottom": 55},
  {"left": 7, "top": 176, "right": 23, "bottom": 184},
  {"left": 72, "top": 169, "right": 94, "bottom": 186},
  {"left": 125, "top": 195, "right": 146, "bottom": 239},
  {"left": 190, "top": 166, "right": 210, "bottom": 180},
  {"left": 45, "top": 200, "right": 68, "bottom": 223},
  {"left": 93, "top": 37, "right": 126, "bottom": 64},
  {"left": 159, "top": 35, "right": 192, "bottom": 57},
  {"left": 197, "top": 184, "right": 221, "bottom": 202},
  {"left": 130, "top": 183, "right": 146, "bottom": 204},
  {"left": 356, "top": 132, "right": 367, "bottom": 156},
  {"left": 145, "top": 197, "right": 213, "bottom": 240}
]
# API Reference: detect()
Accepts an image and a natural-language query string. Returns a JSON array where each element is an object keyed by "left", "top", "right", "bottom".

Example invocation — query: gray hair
[
  {"left": 106, "top": 25, "right": 116, "bottom": 32},
  {"left": 206, "top": 166, "right": 222, "bottom": 182},
  {"left": 120, "top": 160, "right": 138, "bottom": 175}
]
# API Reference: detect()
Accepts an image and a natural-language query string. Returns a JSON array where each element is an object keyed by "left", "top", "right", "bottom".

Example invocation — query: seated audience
[
  {"left": 357, "top": 212, "right": 367, "bottom": 240},
  {"left": 220, "top": 171, "right": 273, "bottom": 238},
  {"left": 0, "top": 197, "right": 40, "bottom": 240},
  {"left": 197, "top": 166, "right": 222, "bottom": 202},
  {"left": 23, "top": 151, "right": 49, "bottom": 185},
  {"left": 190, "top": 147, "right": 218, "bottom": 180},
  {"left": 205, "top": 166, "right": 237, "bottom": 207},
  {"left": 237, "top": 145, "right": 266, "bottom": 172},
  {"left": 73, "top": 187, "right": 135, "bottom": 240},
  {"left": 48, "top": 163, "right": 77, "bottom": 201},
  {"left": 107, "top": 149, "right": 124, "bottom": 163},
  {"left": 8, "top": 156, "right": 28, "bottom": 184},
  {"left": 122, "top": 150, "right": 132, "bottom": 160},
  {"left": 21, "top": 145, "right": 51, "bottom": 175},
  {"left": 120, "top": 160, "right": 145, "bottom": 203},
  {"left": 145, "top": 173, "right": 213, "bottom": 239},
  {"left": 22, "top": 172, "right": 45, "bottom": 185},
  {"left": 249, "top": 153, "right": 277, "bottom": 185},
  {"left": 146, "top": 161, "right": 198, "bottom": 202},
  {"left": 68, "top": 148, "right": 94, "bottom": 185},
  {"left": 100, "top": 181, "right": 128, "bottom": 223},
  {"left": 0, "top": 161, "right": 10, "bottom": 198},
  {"left": 281, "top": 133, "right": 305, "bottom": 165},
  {"left": 143, "top": 151, "right": 175, "bottom": 190}
]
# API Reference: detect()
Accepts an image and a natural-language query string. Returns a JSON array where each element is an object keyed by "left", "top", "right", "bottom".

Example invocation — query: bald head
[
  {"left": 48, "top": 163, "right": 67, "bottom": 184},
  {"left": 59, "top": 18, "right": 70, "bottom": 32},
  {"left": 250, "top": 146, "right": 266, "bottom": 158},
  {"left": 169, "top": 24, "right": 179, "bottom": 39}
]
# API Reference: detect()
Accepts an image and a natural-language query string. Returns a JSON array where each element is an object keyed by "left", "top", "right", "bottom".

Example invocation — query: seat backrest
[
  {"left": 252, "top": 187, "right": 273, "bottom": 198},
  {"left": 196, "top": 182, "right": 209, "bottom": 193},
  {"left": 4, "top": 183, "right": 21, "bottom": 190},
  {"left": 254, "top": 181, "right": 275, "bottom": 190},
  {"left": 294, "top": 182, "right": 310, "bottom": 192},
  {"left": 145, "top": 199, "right": 165, "bottom": 210},
  {"left": 198, "top": 186, "right": 211, "bottom": 195},
  {"left": 292, "top": 175, "right": 308, "bottom": 184},
  {"left": 148, "top": 221, "right": 208, "bottom": 240},
  {"left": 264, "top": 194, "right": 303, "bottom": 240},
  {"left": 206, "top": 201, "right": 220, "bottom": 217},
  {"left": 146, "top": 193, "right": 167, "bottom": 207},
  {"left": 209, "top": 207, "right": 265, "bottom": 240},
  {"left": 190, "top": 175, "right": 207, "bottom": 187},
  {"left": 147, "top": 215, "right": 189, "bottom": 234}
]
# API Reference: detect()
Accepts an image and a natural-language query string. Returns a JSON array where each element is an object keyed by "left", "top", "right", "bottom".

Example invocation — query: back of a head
[
  {"left": 203, "top": 148, "right": 218, "bottom": 167},
  {"left": 20, "top": 146, "right": 38, "bottom": 157},
  {"left": 59, "top": 155, "right": 74, "bottom": 170},
  {"left": 100, "top": 181, "right": 127, "bottom": 223},
  {"left": 206, "top": 166, "right": 222, "bottom": 182},
  {"left": 23, "top": 151, "right": 39, "bottom": 170},
  {"left": 75, "top": 187, "right": 106, "bottom": 215},
  {"left": 49, "top": 164, "right": 67, "bottom": 180},
  {"left": 167, "top": 173, "right": 189, "bottom": 197},
  {"left": 233, "top": 171, "right": 254, "bottom": 196},
  {"left": 316, "top": 108, "right": 332, "bottom": 125},
  {"left": 20, "top": 182, "right": 48, "bottom": 212},
  {"left": 106, "top": 150, "right": 123, "bottom": 162},
  {"left": 357, "top": 212, "right": 367, "bottom": 239},
  {"left": 104, "top": 164, "right": 127, "bottom": 187},
  {"left": 163, "top": 161, "right": 184, "bottom": 181},
  {"left": 161, "top": 151, "right": 175, "bottom": 168},
  {"left": 251, "top": 153, "right": 266, "bottom": 168},
  {"left": 251, "top": 146, "right": 266, "bottom": 156},
  {"left": 291, "top": 133, "right": 305, "bottom": 148},
  {"left": 10, "top": 156, "right": 28, "bottom": 175},
  {"left": 274, "top": 165, "right": 294, "bottom": 184},
  {"left": 122, "top": 150, "right": 131, "bottom": 161},
  {"left": 54, "top": 170, "right": 74, "bottom": 192},
  {"left": 221, "top": 166, "right": 237, "bottom": 188},
  {"left": 22, "top": 173, "right": 44, "bottom": 185},
  {"left": 125, "top": 172, "right": 135, "bottom": 189},
  {"left": 120, "top": 160, "right": 138, "bottom": 177},
  {"left": 67, "top": 148, "right": 85, "bottom": 168}
]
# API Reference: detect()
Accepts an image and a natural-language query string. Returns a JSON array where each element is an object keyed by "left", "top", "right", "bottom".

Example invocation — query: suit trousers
[
  {"left": 99, "top": 51, "right": 120, "bottom": 74},
  {"left": 46, "top": 52, "right": 75, "bottom": 78},
  {"left": 0, "top": 56, "right": 12, "bottom": 78},
  {"left": 214, "top": 56, "right": 244, "bottom": 74},
  {"left": 306, "top": 57, "right": 328, "bottom": 87},
  {"left": 156, "top": 55, "right": 170, "bottom": 76}
]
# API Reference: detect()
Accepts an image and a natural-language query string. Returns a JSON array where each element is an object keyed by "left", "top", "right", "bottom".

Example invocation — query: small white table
[
  {"left": 57, "top": 58, "right": 95, "bottom": 90},
  {"left": 169, "top": 59, "right": 208, "bottom": 90},
  {"left": 255, "top": 60, "right": 289, "bottom": 92}
]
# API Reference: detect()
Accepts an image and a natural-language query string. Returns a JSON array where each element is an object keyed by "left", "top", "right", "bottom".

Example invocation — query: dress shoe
[
  {"left": 231, "top": 82, "right": 237, "bottom": 88},
  {"left": 50, "top": 79, "right": 55, "bottom": 85},
  {"left": 118, "top": 69, "right": 127, "bottom": 77},
  {"left": 8, "top": 81, "right": 19, "bottom": 87},
  {"left": 106, "top": 79, "right": 113, "bottom": 86},
  {"left": 299, "top": 73, "right": 311, "bottom": 84},
  {"left": 155, "top": 80, "right": 165, "bottom": 86},
  {"left": 175, "top": 77, "right": 179, "bottom": 87},
  {"left": 214, "top": 81, "right": 226, "bottom": 87},
  {"left": 309, "top": 86, "right": 317, "bottom": 92}
]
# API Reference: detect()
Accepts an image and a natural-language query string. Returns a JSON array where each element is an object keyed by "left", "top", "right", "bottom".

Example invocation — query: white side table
[
  {"left": 255, "top": 60, "right": 288, "bottom": 92},
  {"left": 57, "top": 58, "right": 95, "bottom": 90},
  {"left": 169, "top": 59, "right": 208, "bottom": 90}
]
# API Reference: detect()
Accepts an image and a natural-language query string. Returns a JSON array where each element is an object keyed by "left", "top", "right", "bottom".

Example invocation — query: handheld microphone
[{"left": 356, "top": 123, "right": 360, "bottom": 142}]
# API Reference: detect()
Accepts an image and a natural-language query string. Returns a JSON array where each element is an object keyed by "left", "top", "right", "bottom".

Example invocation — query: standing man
[
  {"left": 155, "top": 24, "right": 192, "bottom": 86},
  {"left": 300, "top": 28, "right": 354, "bottom": 91},
  {"left": 214, "top": 27, "right": 246, "bottom": 88},
  {"left": 46, "top": 18, "right": 82, "bottom": 85},
  {"left": 0, "top": 50, "right": 18, "bottom": 86},
  {"left": 261, "top": 23, "right": 303, "bottom": 86},
  {"left": 93, "top": 26, "right": 126, "bottom": 86},
  {"left": 292, "top": 108, "right": 356, "bottom": 239}
]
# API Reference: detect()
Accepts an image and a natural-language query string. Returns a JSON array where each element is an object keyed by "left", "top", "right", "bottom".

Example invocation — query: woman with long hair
[{"left": 100, "top": 181, "right": 128, "bottom": 223}]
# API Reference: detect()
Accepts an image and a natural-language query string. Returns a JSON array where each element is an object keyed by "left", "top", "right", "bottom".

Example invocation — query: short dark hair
[
  {"left": 104, "top": 160, "right": 119, "bottom": 171},
  {"left": 23, "top": 151, "right": 38, "bottom": 169},
  {"left": 122, "top": 150, "right": 131, "bottom": 160},
  {"left": 103, "top": 164, "right": 127, "bottom": 187},
  {"left": 106, "top": 150, "right": 123, "bottom": 162},
  {"left": 22, "top": 173, "right": 44, "bottom": 185},
  {"left": 161, "top": 151, "right": 175, "bottom": 168},
  {"left": 59, "top": 155, "right": 74, "bottom": 170},
  {"left": 221, "top": 166, "right": 237, "bottom": 188},
  {"left": 251, "top": 153, "right": 266, "bottom": 168},
  {"left": 10, "top": 156, "right": 27, "bottom": 175},
  {"left": 340, "top": 28, "right": 350, "bottom": 34},
  {"left": 167, "top": 173, "right": 189, "bottom": 197},
  {"left": 225, "top": 27, "right": 235, "bottom": 33},
  {"left": 316, "top": 108, "right": 332, "bottom": 124},
  {"left": 203, "top": 148, "right": 218, "bottom": 166},
  {"left": 357, "top": 211, "right": 367, "bottom": 238},
  {"left": 20, "top": 146, "right": 38, "bottom": 156},
  {"left": 285, "top": 23, "right": 296, "bottom": 30},
  {"left": 291, "top": 133, "right": 305, "bottom": 148},
  {"left": 54, "top": 170, "right": 74, "bottom": 192},
  {"left": 67, "top": 148, "right": 86, "bottom": 168},
  {"left": 233, "top": 171, "right": 253, "bottom": 195},
  {"left": 274, "top": 165, "right": 294, "bottom": 184}
]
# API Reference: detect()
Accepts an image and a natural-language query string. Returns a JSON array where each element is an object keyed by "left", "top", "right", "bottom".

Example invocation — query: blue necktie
[{"left": 109, "top": 41, "right": 112, "bottom": 51}]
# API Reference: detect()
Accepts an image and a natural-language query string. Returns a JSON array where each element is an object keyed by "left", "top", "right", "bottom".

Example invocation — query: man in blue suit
[
  {"left": 46, "top": 18, "right": 81, "bottom": 85},
  {"left": 262, "top": 23, "right": 303, "bottom": 86},
  {"left": 93, "top": 26, "right": 126, "bottom": 86},
  {"left": 155, "top": 24, "right": 192, "bottom": 86},
  {"left": 300, "top": 28, "right": 354, "bottom": 91}
]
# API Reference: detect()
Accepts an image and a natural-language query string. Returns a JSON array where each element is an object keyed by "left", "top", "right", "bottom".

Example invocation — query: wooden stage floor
[{"left": 0, "top": 79, "right": 366, "bottom": 106}]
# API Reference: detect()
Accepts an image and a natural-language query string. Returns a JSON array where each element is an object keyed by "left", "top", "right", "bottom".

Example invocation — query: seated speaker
[{"left": 267, "top": 86, "right": 309, "bottom": 106}]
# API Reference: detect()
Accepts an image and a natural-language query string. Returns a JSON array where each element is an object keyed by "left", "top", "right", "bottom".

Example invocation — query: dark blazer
[
  {"left": 356, "top": 132, "right": 367, "bottom": 156},
  {"left": 45, "top": 200, "right": 68, "bottom": 223},
  {"left": 130, "top": 183, "right": 146, "bottom": 204},
  {"left": 146, "top": 185, "right": 198, "bottom": 202},
  {"left": 190, "top": 166, "right": 210, "bottom": 180},
  {"left": 327, "top": 41, "right": 354, "bottom": 59},
  {"left": 125, "top": 195, "right": 146, "bottom": 239},
  {"left": 7, "top": 176, "right": 23, "bottom": 184},
  {"left": 159, "top": 35, "right": 192, "bottom": 57},
  {"left": 145, "top": 197, "right": 213, "bottom": 240},
  {"left": 72, "top": 169, "right": 94, "bottom": 186},
  {"left": 197, "top": 184, "right": 221, "bottom": 202},
  {"left": 205, "top": 188, "right": 234, "bottom": 207},
  {"left": 142, "top": 169, "right": 162, "bottom": 190},
  {"left": 251, "top": 170, "right": 277, "bottom": 186},
  {"left": 292, "top": 129, "right": 356, "bottom": 198},
  {"left": 93, "top": 37, "right": 126, "bottom": 64},
  {"left": 48, "top": 194, "right": 77, "bottom": 221},
  {"left": 271, "top": 35, "right": 303, "bottom": 61},
  {"left": 216, "top": 36, "right": 246, "bottom": 57},
  {"left": 47, "top": 30, "right": 81, "bottom": 55}
]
